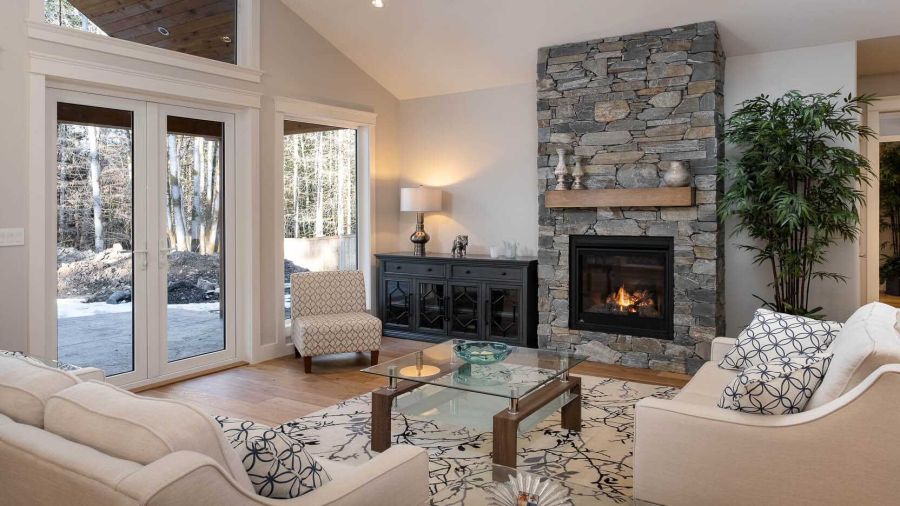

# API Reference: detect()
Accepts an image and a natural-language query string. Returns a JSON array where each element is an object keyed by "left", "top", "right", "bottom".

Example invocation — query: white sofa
[
  {"left": 0, "top": 355, "right": 429, "bottom": 506},
  {"left": 634, "top": 302, "right": 900, "bottom": 506}
]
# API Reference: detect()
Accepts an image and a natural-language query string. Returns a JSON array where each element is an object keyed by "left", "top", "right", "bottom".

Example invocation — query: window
[
  {"left": 283, "top": 121, "right": 358, "bottom": 322},
  {"left": 43, "top": 0, "right": 238, "bottom": 64}
]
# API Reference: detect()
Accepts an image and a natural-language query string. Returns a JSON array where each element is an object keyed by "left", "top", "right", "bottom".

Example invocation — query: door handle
[
  {"left": 133, "top": 250, "right": 148, "bottom": 271},
  {"left": 159, "top": 247, "right": 174, "bottom": 269}
]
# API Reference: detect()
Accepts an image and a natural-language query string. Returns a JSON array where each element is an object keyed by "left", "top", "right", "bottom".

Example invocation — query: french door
[{"left": 51, "top": 89, "right": 236, "bottom": 386}]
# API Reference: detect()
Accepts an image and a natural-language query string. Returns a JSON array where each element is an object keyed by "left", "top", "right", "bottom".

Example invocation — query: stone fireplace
[{"left": 536, "top": 22, "right": 726, "bottom": 374}]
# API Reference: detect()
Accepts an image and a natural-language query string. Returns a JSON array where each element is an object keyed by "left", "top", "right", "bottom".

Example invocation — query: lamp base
[{"left": 410, "top": 212, "right": 430, "bottom": 257}]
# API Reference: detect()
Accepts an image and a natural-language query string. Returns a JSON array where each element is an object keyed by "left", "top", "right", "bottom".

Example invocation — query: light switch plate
[{"left": 0, "top": 228, "right": 25, "bottom": 247}]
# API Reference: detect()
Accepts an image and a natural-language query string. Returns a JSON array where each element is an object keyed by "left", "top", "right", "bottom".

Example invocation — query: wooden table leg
[
  {"left": 370, "top": 379, "right": 422, "bottom": 453},
  {"left": 561, "top": 376, "right": 582, "bottom": 431},
  {"left": 491, "top": 376, "right": 583, "bottom": 467},
  {"left": 371, "top": 389, "right": 393, "bottom": 453},
  {"left": 492, "top": 414, "right": 519, "bottom": 468}
]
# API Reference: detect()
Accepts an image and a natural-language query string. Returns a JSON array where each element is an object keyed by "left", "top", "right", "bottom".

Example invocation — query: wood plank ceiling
[{"left": 67, "top": 0, "right": 237, "bottom": 64}]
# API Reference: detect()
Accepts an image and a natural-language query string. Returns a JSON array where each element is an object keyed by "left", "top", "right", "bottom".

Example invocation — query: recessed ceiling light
[
  {"left": 372, "top": 0, "right": 384, "bottom": 7},
  {"left": 221, "top": 35, "right": 232, "bottom": 43},
  {"left": 157, "top": 26, "right": 170, "bottom": 36}
]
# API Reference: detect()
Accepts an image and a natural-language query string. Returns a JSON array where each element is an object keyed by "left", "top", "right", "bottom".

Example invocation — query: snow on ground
[{"left": 57, "top": 298, "right": 221, "bottom": 319}]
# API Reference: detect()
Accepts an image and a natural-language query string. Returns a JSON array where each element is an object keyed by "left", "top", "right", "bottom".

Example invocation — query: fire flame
[{"left": 607, "top": 285, "right": 654, "bottom": 313}]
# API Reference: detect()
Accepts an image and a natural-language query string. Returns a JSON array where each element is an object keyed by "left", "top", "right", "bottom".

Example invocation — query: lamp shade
[{"left": 400, "top": 186, "right": 442, "bottom": 212}]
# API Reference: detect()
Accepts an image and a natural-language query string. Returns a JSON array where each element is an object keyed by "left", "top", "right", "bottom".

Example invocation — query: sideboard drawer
[
  {"left": 450, "top": 264, "right": 523, "bottom": 282},
  {"left": 383, "top": 261, "right": 445, "bottom": 277}
]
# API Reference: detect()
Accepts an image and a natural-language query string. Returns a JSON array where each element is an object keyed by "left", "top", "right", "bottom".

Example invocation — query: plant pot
[{"left": 886, "top": 276, "right": 900, "bottom": 296}]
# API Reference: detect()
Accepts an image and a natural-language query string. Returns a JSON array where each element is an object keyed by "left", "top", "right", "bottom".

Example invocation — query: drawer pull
[
  {"left": 465, "top": 270, "right": 471, "bottom": 274},
  {"left": 427, "top": 268, "right": 433, "bottom": 272},
  {"left": 501, "top": 272, "right": 507, "bottom": 276},
  {"left": 395, "top": 265, "right": 402, "bottom": 270}
]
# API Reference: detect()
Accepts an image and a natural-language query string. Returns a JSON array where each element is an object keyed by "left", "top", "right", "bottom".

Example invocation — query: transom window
[{"left": 44, "top": 0, "right": 238, "bottom": 64}]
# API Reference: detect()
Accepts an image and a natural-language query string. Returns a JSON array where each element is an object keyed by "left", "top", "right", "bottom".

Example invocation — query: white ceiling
[{"left": 281, "top": 0, "right": 900, "bottom": 100}]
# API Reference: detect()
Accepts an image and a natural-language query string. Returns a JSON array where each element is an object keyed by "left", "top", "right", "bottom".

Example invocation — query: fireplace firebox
[{"left": 569, "top": 235, "right": 674, "bottom": 340}]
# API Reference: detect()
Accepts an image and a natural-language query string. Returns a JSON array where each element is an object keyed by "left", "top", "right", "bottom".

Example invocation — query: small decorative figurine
[
  {"left": 571, "top": 156, "right": 586, "bottom": 190},
  {"left": 451, "top": 235, "right": 469, "bottom": 257},
  {"left": 553, "top": 148, "right": 569, "bottom": 190}
]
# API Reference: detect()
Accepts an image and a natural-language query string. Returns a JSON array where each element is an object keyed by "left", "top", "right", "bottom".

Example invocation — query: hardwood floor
[
  {"left": 880, "top": 292, "right": 900, "bottom": 308},
  {"left": 142, "top": 337, "right": 691, "bottom": 426}
]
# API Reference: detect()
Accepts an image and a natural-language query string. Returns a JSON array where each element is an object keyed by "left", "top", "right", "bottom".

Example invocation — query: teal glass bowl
[{"left": 453, "top": 341, "right": 512, "bottom": 365}]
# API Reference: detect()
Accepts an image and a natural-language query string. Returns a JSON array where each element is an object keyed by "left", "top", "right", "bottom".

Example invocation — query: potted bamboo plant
[{"left": 719, "top": 90, "right": 874, "bottom": 317}]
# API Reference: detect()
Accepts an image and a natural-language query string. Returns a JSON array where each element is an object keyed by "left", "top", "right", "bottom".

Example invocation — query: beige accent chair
[
  {"left": 634, "top": 302, "right": 900, "bottom": 506},
  {"left": 0, "top": 355, "right": 430, "bottom": 506},
  {"left": 291, "top": 271, "right": 381, "bottom": 373}
]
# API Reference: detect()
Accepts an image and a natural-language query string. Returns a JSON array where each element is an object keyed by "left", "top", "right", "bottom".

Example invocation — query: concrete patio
[{"left": 58, "top": 302, "right": 224, "bottom": 377}]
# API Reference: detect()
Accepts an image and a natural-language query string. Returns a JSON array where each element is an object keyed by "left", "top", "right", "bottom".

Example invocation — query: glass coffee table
[{"left": 362, "top": 341, "right": 587, "bottom": 467}]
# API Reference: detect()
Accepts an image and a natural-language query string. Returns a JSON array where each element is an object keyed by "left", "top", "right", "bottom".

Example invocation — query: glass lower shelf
[{"left": 394, "top": 383, "right": 575, "bottom": 434}]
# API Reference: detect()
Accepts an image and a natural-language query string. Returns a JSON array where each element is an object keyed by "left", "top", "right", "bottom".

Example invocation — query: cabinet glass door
[
  {"left": 384, "top": 278, "right": 411, "bottom": 329},
  {"left": 417, "top": 281, "right": 447, "bottom": 333},
  {"left": 450, "top": 284, "right": 480, "bottom": 337},
  {"left": 487, "top": 285, "right": 521, "bottom": 343}
]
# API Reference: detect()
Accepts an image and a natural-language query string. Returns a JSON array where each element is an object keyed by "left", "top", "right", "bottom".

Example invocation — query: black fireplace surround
[{"left": 569, "top": 235, "right": 674, "bottom": 340}]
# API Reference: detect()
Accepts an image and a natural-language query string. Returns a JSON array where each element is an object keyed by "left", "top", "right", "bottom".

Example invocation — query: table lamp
[{"left": 400, "top": 186, "right": 442, "bottom": 256}]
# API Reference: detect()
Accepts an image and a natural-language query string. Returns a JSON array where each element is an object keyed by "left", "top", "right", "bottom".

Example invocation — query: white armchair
[
  {"left": 291, "top": 271, "right": 381, "bottom": 373},
  {"left": 634, "top": 304, "right": 900, "bottom": 506}
]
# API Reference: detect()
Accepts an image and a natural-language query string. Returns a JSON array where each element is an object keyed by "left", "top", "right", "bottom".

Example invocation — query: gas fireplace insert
[{"left": 568, "top": 235, "right": 674, "bottom": 340}]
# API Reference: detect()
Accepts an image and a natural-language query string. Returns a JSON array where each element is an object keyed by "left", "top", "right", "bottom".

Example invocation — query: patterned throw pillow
[
  {"left": 214, "top": 416, "right": 331, "bottom": 498},
  {"left": 718, "top": 353, "right": 832, "bottom": 415},
  {"left": 719, "top": 309, "right": 841, "bottom": 370}
]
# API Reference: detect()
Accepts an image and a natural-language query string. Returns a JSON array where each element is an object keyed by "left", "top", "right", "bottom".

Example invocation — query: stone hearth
[{"left": 536, "top": 22, "right": 726, "bottom": 374}]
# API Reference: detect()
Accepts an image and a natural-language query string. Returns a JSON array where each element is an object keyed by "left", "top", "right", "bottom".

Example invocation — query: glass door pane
[
  {"left": 450, "top": 284, "right": 481, "bottom": 337},
  {"left": 417, "top": 281, "right": 447, "bottom": 332},
  {"left": 56, "top": 102, "right": 135, "bottom": 377},
  {"left": 164, "top": 115, "right": 225, "bottom": 362},
  {"left": 283, "top": 122, "right": 357, "bottom": 324},
  {"left": 487, "top": 286, "right": 522, "bottom": 343},
  {"left": 383, "top": 278, "right": 411, "bottom": 329}
]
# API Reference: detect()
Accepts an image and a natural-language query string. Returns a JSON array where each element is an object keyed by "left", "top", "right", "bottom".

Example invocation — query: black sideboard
[{"left": 375, "top": 252, "right": 538, "bottom": 348}]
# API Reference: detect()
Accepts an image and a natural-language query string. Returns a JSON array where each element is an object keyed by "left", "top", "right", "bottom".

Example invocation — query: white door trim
[
  {"left": 268, "top": 97, "right": 377, "bottom": 359},
  {"left": 863, "top": 96, "right": 900, "bottom": 304}
]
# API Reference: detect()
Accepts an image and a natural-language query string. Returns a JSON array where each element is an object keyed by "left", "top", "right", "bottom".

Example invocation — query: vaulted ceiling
[{"left": 281, "top": 0, "right": 900, "bottom": 100}]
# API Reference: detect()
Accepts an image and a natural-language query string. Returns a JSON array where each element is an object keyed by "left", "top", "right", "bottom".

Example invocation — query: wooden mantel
[{"left": 544, "top": 187, "right": 695, "bottom": 208}]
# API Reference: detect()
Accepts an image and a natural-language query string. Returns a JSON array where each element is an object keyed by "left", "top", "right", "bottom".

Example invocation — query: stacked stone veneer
[{"left": 536, "top": 22, "right": 726, "bottom": 374}]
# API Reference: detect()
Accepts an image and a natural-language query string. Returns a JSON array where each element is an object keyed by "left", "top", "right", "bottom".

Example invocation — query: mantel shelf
[{"left": 544, "top": 187, "right": 695, "bottom": 208}]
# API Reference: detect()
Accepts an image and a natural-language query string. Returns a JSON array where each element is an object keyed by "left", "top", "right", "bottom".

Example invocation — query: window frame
[
  {"left": 273, "top": 97, "right": 377, "bottom": 346},
  {"left": 28, "top": 0, "right": 262, "bottom": 83}
]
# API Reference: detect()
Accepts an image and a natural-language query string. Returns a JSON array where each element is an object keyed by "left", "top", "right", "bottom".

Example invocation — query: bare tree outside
[{"left": 282, "top": 127, "right": 358, "bottom": 320}]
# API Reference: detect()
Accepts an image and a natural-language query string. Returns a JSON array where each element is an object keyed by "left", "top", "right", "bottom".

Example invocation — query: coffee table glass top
[{"left": 362, "top": 341, "right": 587, "bottom": 400}]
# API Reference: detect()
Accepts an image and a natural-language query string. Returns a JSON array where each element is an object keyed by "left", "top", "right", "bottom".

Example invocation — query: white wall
[
  {"left": 397, "top": 83, "right": 538, "bottom": 256},
  {"left": 723, "top": 41, "right": 860, "bottom": 333},
  {"left": 0, "top": 2, "right": 400, "bottom": 353}
]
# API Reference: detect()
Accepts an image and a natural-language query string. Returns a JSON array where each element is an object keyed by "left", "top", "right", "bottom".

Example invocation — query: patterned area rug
[{"left": 276, "top": 376, "right": 677, "bottom": 503}]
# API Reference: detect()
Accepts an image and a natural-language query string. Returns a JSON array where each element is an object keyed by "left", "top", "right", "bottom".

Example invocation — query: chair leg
[
  {"left": 303, "top": 356, "right": 312, "bottom": 374},
  {"left": 371, "top": 350, "right": 379, "bottom": 366},
  {"left": 294, "top": 347, "right": 300, "bottom": 359}
]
